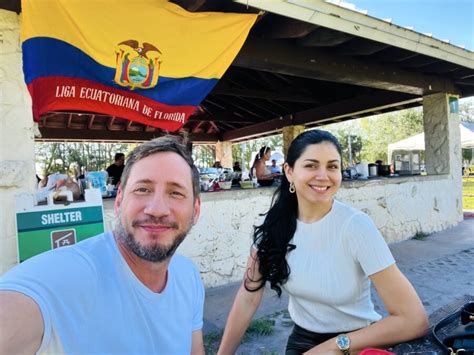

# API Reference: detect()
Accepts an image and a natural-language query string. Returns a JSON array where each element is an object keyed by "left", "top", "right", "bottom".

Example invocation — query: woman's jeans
[{"left": 285, "top": 324, "right": 339, "bottom": 355}]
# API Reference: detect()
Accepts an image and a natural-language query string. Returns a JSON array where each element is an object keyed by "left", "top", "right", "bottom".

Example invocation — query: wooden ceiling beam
[
  {"left": 234, "top": 37, "right": 459, "bottom": 95},
  {"left": 107, "top": 116, "right": 116, "bottom": 130},
  {"left": 222, "top": 92, "right": 420, "bottom": 142},
  {"left": 87, "top": 115, "right": 95, "bottom": 129},
  {"left": 37, "top": 127, "right": 219, "bottom": 143},
  {"left": 298, "top": 27, "right": 353, "bottom": 47},
  {"left": 188, "top": 113, "right": 254, "bottom": 124},
  {"left": 215, "top": 95, "right": 277, "bottom": 118},
  {"left": 66, "top": 114, "right": 72, "bottom": 128},
  {"left": 213, "top": 83, "right": 319, "bottom": 103},
  {"left": 292, "top": 92, "right": 418, "bottom": 125},
  {"left": 256, "top": 16, "right": 317, "bottom": 39}
]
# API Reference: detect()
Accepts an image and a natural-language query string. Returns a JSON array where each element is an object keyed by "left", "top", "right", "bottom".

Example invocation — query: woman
[
  {"left": 218, "top": 130, "right": 428, "bottom": 354},
  {"left": 251, "top": 146, "right": 279, "bottom": 187}
]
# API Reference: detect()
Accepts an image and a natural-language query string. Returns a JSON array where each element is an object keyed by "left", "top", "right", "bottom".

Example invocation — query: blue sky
[{"left": 349, "top": 0, "right": 473, "bottom": 51}]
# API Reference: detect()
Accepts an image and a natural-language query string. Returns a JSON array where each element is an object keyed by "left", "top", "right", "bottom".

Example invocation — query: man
[
  {"left": 232, "top": 161, "right": 242, "bottom": 172},
  {"left": 0, "top": 136, "right": 205, "bottom": 354},
  {"left": 270, "top": 159, "right": 281, "bottom": 174},
  {"left": 106, "top": 152, "right": 125, "bottom": 185}
]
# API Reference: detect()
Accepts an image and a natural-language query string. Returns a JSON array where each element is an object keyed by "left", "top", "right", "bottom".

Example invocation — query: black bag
[{"left": 433, "top": 302, "right": 474, "bottom": 355}]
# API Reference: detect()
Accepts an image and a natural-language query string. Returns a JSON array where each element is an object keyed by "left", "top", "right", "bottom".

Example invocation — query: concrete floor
[{"left": 203, "top": 217, "right": 474, "bottom": 354}]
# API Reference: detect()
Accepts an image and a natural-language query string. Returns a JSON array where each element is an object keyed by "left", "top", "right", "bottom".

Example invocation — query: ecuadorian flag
[{"left": 21, "top": 0, "right": 257, "bottom": 131}]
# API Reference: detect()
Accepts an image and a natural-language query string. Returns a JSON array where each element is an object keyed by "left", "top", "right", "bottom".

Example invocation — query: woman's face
[{"left": 284, "top": 141, "right": 342, "bottom": 208}]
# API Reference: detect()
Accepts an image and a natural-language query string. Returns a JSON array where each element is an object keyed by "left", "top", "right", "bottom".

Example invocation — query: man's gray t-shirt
[{"left": 0, "top": 231, "right": 204, "bottom": 354}]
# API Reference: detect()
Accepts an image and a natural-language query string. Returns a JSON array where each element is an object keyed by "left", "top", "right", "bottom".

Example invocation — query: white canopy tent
[{"left": 388, "top": 122, "right": 474, "bottom": 162}]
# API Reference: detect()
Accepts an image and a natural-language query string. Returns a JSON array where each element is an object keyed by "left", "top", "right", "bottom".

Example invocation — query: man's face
[
  {"left": 114, "top": 152, "right": 200, "bottom": 262},
  {"left": 116, "top": 157, "right": 125, "bottom": 166}
]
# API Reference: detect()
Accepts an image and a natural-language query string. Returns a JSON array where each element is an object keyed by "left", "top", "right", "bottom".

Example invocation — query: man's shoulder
[
  {"left": 170, "top": 254, "right": 198, "bottom": 271},
  {"left": 170, "top": 254, "right": 203, "bottom": 285},
  {"left": 26, "top": 232, "right": 110, "bottom": 272},
  {"left": 0, "top": 233, "right": 112, "bottom": 294}
]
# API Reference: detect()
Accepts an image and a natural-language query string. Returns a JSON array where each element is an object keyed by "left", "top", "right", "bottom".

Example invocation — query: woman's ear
[{"left": 284, "top": 163, "right": 292, "bottom": 182}]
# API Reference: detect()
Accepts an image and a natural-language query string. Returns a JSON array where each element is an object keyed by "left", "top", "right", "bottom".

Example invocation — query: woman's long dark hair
[
  {"left": 245, "top": 130, "right": 342, "bottom": 297},
  {"left": 250, "top": 146, "right": 271, "bottom": 178}
]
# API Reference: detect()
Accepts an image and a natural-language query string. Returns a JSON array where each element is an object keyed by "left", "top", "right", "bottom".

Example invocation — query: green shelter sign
[{"left": 15, "top": 191, "right": 104, "bottom": 262}]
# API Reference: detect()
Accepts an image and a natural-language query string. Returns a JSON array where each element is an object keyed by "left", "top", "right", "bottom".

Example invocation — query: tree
[
  {"left": 359, "top": 108, "right": 424, "bottom": 163},
  {"left": 231, "top": 134, "right": 283, "bottom": 171},
  {"left": 322, "top": 121, "right": 364, "bottom": 167},
  {"left": 459, "top": 97, "right": 474, "bottom": 123},
  {"left": 35, "top": 142, "right": 131, "bottom": 177}
]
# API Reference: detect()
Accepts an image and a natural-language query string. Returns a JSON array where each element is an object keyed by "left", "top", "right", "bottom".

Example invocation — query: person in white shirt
[
  {"left": 218, "top": 130, "right": 427, "bottom": 355},
  {"left": 36, "top": 173, "right": 81, "bottom": 202},
  {"left": 0, "top": 136, "right": 205, "bottom": 355}
]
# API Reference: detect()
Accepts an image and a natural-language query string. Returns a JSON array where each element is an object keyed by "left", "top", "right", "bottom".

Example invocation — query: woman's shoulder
[
  {"left": 331, "top": 200, "right": 377, "bottom": 232},
  {"left": 332, "top": 199, "right": 364, "bottom": 219}
]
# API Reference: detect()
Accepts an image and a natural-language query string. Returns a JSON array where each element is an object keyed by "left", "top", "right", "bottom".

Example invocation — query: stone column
[
  {"left": 215, "top": 141, "right": 233, "bottom": 168},
  {"left": 282, "top": 125, "right": 305, "bottom": 157},
  {"left": 423, "top": 92, "right": 462, "bottom": 216},
  {"left": 0, "top": 10, "right": 36, "bottom": 274},
  {"left": 423, "top": 93, "right": 461, "bottom": 176}
]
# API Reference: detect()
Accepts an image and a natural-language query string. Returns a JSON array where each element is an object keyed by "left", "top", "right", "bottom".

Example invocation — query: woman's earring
[{"left": 289, "top": 182, "right": 296, "bottom": 193}]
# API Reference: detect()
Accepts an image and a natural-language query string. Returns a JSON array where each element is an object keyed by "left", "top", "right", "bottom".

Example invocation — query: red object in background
[{"left": 359, "top": 349, "right": 395, "bottom": 355}]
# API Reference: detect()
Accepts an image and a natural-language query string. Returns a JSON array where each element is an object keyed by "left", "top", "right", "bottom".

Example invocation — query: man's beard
[{"left": 114, "top": 210, "right": 193, "bottom": 263}]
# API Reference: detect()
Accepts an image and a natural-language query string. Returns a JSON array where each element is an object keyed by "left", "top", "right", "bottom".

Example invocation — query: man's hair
[
  {"left": 120, "top": 135, "right": 200, "bottom": 198},
  {"left": 114, "top": 153, "right": 125, "bottom": 162}
]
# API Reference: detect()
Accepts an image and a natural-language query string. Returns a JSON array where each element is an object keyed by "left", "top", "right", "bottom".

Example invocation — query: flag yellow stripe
[{"left": 21, "top": 0, "right": 257, "bottom": 79}]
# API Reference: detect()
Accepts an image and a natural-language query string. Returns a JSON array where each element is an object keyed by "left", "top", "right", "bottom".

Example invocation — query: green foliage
[
  {"left": 462, "top": 148, "right": 472, "bottom": 163},
  {"left": 460, "top": 99, "right": 474, "bottom": 123},
  {"left": 361, "top": 109, "right": 424, "bottom": 163},
  {"left": 203, "top": 331, "right": 222, "bottom": 355},
  {"left": 412, "top": 231, "right": 429, "bottom": 240},
  {"left": 322, "top": 122, "right": 364, "bottom": 167},
  {"left": 321, "top": 108, "right": 424, "bottom": 167},
  {"left": 231, "top": 134, "right": 283, "bottom": 171},
  {"left": 35, "top": 142, "right": 133, "bottom": 177},
  {"left": 202, "top": 317, "right": 276, "bottom": 354},
  {"left": 244, "top": 318, "right": 275, "bottom": 339},
  {"left": 192, "top": 144, "right": 216, "bottom": 168},
  {"left": 463, "top": 178, "right": 474, "bottom": 210}
]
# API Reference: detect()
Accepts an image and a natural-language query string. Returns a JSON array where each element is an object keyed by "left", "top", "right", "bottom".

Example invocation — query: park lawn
[{"left": 463, "top": 178, "right": 474, "bottom": 210}]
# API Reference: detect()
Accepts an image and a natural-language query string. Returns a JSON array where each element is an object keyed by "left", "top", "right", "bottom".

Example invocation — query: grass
[
  {"left": 463, "top": 177, "right": 474, "bottom": 210},
  {"left": 203, "top": 318, "right": 276, "bottom": 354},
  {"left": 244, "top": 318, "right": 275, "bottom": 339},
  {"left": 412, "top": 231, "right": 429, "bottom": 241},
  {"left": 203, "top": 331, "right": 222, "bottom": 355}
]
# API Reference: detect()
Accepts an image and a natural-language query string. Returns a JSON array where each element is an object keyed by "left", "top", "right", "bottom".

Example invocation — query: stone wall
[
  {"left": 103, "top": 174, "right": 462, "bottom": 288},
  {"left": 0, "top": 10, "right": 36, "bottom": 274},
  {"left": 0, "top": 10, "right": 463, "bottom": 288}
]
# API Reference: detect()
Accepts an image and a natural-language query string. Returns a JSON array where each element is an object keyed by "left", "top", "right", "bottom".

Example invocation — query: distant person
[
  {"left": 106, "top": 153, "right": 125, "bottom": 186},
  {"left": 270, "top": 159, "right": 281, "bottom": 174},
  {"left": 36, "top": 173, "right": 81, "bottom": 202},
  {"left": 218, "top": 130, "right": 427, "bottom": 354},
  {"left": 213, "top": 161, "right": 222, "bottom": 169},
  {"left": 0, "top": 135, "right": 205, "bottom": 354},
  {"left": 233, "top": 162, "right": 242, "bottom": 172},
  {"left": 250, "top": 146, "right": 279, "bottom": 187}
]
